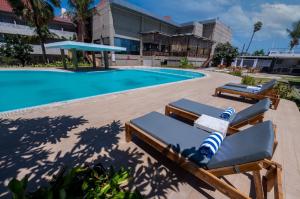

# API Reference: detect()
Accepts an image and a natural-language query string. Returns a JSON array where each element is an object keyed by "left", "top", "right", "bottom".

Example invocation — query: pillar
[
  {"left": 92, "top": 52, "right": 96, "bottom": 68},
  {"left": 253, "top": 58, "right": 258, "bottom": 68},
  {"left": 60, "top": 49, "right": 67, "bottom": 69},
  {"left": 71, "top": 49, "right": 78, "bottom": 70},
  {"left": 240, "top": 58, "right": 244, "bottom": 67}
]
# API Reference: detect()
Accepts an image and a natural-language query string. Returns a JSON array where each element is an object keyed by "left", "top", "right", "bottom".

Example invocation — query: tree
[
  {"left": 253, "top": 49, "right": 265, "bottom": 56},
  {"left": 68, "top": 0, "right": 94, "bottom": 42},
  {"left": 212, "top": 42, "right": 239, "bottom": 67},
  {"left": 245, "top": 21, "right": 263, "bottom": 54},
  {"left": 287, "top": 20, "right": 300, "bottom": 51},
  {"left": 7, "top": 0, "right": 60, "bottom": 63},
  {"left": 0, "top": 35, "right": 33, "bottom": 66}
]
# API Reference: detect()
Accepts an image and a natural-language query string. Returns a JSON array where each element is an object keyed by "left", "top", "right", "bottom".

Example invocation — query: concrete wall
[
  {"left": 212, "top": 21, "right": 232, "bottom": 43},
  {"left": 193, "top": 22, "right": 203, "bottom": 37},
  {"left": 93, "top": 1, "right": 115, "bottom": 44},
  {"left": 110, "top": 4, "right": 177, "bottom": 40}
]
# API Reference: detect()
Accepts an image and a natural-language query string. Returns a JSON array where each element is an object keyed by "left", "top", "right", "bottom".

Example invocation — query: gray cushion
[
  {"left": 169, "top": 98, "right": 235, "bottom": 122},
  {"left": 220, "top": 79, "right": 277, "bottom": 94},
  {"left": 225, "top": 83, "right": 248, "bottom": 88},
  {"left": 230, "top": 98, "right": 271, "bottom": 126},
  {"left": 220, "top": 85, "right": 256, "bottom": 93},
  {"left": 259, "top": 79, "right": 277, "bottom": 93},
  {"left": 169, "top": 98, "right": 270, "bottom": 125},
  {"left": 207, "top": 121, "right": 274, "bottom": 169},
  {"left": 131, "top": 112, "right": 274, "bottom": 169}
]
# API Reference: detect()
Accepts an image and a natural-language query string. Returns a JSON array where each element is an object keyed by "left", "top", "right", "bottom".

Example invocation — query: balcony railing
[
  {"left": 268, "top": 48, "right": 300, "bottom": 58},
  {"left": 0, "top": 22, "right": 75, "bottom": 39}
]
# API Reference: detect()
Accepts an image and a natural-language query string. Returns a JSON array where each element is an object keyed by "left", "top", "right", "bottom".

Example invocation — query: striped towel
[
  {"left": 199, "top": 132, "right": 225, "bottom": 163},
  {"left": 247, "top": 86, "right": 261, "bottom": 93},
  {"left": 220, "top": 107, "right": 235, "bottom": 121}
]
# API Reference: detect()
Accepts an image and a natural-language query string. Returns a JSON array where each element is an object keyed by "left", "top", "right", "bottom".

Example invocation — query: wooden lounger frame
[
  {"left": 214, "top": 87, "right": 280, "bottom": 110},
  {"left": 165, "top": 104, "right": 264, "bottom": 134},
  {"left": 125, "top": 122, "right": 283, "bottom": 199}
]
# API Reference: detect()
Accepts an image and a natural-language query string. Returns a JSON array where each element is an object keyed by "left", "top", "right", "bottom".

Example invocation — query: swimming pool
[{"left": 0, "top": 68, "right": 204, "bottom": 113}]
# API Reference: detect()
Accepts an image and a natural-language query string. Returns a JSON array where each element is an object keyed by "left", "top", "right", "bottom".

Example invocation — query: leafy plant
[
  {"left": 7, "top": 0, "right": 60, "bottom": 63},
  {"left": 179, "top": 57, "right": 193, "bottom": 68},
  {"left": 8, "top": 163, "right": 143, "bottom": 199},
  {"left": 286, "top": 20, "right": 300, "bottom": 51},
  {"left": 252, "top": 49, "right": 265, "bottom": 56},
  {"left": 0, "top": 35, "right": 33, "bottom": 67},
  {"left": 229, "top": 70, "right": 242, "bottom": 77},
  {"left": 274, "top": 82, "right": 292, "bottom": 99},
  {"left": 241, "top": 75, "right": 256, "bottom": 85},
  {"left": 212, "top": 42, "right": 239, "bottom": 67}
]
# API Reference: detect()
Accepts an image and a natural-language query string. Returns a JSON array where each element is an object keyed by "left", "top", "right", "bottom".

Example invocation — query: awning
[{"left": 45, "top": 41, "right": 126, "bottom": 52}]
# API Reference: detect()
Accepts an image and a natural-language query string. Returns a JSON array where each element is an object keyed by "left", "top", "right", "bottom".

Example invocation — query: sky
[{"left": 56, "top": 0, "right": 300, "bottom": 53}]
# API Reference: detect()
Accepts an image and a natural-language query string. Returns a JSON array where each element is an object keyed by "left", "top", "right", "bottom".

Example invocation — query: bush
[
  {"left": 229, "top": 70, "right": 242, "bottom": 77},
  {"left": 179, "top": 57, "right": 193, "bottom": 68},
  {"left": 212, "top": 42, "right": 239, "bottom": 66},
  {"left": 8, "top": 163, "right": 143, "bottom": 199},
  {"left": 241, "top": 76, "right": 256, "bottom": 85},
  {"left": 274, "top": 82, "right": 292, "bottom": 99},
  {"left": 0, "top": 35, "right": 33, "bottom": 66}
]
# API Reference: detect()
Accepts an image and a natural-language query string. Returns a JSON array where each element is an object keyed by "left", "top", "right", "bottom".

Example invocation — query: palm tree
[
  {"left": 68, "top": 0, "right": 94, "bottom": 42},
  {"left": 7, "top": 0, "right": 60, "bottom": 63},
  {"left": 287, "top": 21, "right": 300, "bottom": 51},
  {"left": 245, "top": 21, "right": 263, "bottom": 54}
]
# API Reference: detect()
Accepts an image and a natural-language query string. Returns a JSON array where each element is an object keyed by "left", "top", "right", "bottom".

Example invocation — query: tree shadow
[
  {"left": 0, "top": 116, "right": 88, "bottom": 198},
  {"left": 1, "top": 116, "right": 217, "bottom": 199}
]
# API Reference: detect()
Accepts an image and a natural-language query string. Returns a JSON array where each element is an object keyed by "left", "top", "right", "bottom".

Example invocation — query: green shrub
[
  {"left": 8, "top": 163, "right": 143, "bottom": 199},
  {"left": 229, "top": 70, "right": 242, "bottom": 77},
  {"left": 179, "top": 57, "right": 193, "bottom": 68},
  {"left": 274, "top": 82, "right": 292, "bottom": 99},
  {"left": 241, "top": 75, "right": 256, "bottom": 85}
]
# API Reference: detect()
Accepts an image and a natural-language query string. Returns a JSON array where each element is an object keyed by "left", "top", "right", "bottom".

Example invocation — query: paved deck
[{"left": 1, "top": 70, "right": 299, "bottom": 198}]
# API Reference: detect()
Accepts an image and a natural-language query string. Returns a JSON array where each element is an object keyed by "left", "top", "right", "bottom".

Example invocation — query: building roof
[
  {"left": 105, "top": 0, "right": 181, "bottom": 27},
  {"left": 45, "top": 41, "right": 126, "bottom": 52},
  {"left": 0, "top": 0, "right": 13, "bottom": 12},
  {"left": 0, "top": 0, "right": 73, "bottom": 24}
]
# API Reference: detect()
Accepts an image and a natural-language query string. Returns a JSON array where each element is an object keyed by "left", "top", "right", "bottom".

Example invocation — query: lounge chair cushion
[
  {"left": 230, "top": 98, "right": 271, "bottom": 126},
  {"left": 220, "top": 79, "right": 276, "bottom": 94},
  {"left": 207, "top": 121, "right": 274, "bottom": 169},
  {"left": 225, "top": 83, "right": 248, "bottom": 88},
  {"left": 259, "top": 79, "right": 277, "bottom": 93},
  {"left": 169, "top": 98, "right": 236, "bottom": 122},
  {"left": 131, "top": 112, "right": 274, "bottom": 169},
  {"left": 220, "top": 85, "right": 258, "bottom": 93}
]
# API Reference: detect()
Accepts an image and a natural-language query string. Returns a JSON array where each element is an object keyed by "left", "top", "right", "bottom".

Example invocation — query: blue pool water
[{"left": 0, "top": 69, "right": 204, "bottom": 112}]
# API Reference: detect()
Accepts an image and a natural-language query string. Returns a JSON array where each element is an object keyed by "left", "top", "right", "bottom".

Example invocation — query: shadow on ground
[{"left": 0, "top": 115, "right": 251, "bottom": 199}]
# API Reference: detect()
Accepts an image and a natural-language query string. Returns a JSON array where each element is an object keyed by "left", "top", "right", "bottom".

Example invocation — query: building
[
  {"left": 231, "top": 49, "right": 300, "bottom": 75},
  {"left": 0, "top": 0, "right": 76, "bottom": 62},
  {"left": 92, "top": 0, "right": 232, "bottom": 67}
]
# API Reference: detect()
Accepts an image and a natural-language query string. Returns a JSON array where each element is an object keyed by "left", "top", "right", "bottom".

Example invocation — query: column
[
  {"left": 71, "top": 49, "right": 78, "bottom": 69},
  {"left": 60, "top": 49, "right": 67, "bottom": 69},
  {"left": 240, "top": 58, "right": 244, "bottom": 67}
]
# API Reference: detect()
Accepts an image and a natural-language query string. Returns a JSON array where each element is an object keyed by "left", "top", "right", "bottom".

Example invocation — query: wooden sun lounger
[
  {"left": 215, "top": 86, "right": 280, "bottom": 110},
  {"left": 165, "top": 98, "right": 270, "bottom": 134},
  {"left": 125, "top": 114, "right": 282, "bottom": 199},
  {"left": 165, "top": 103, "right": 264, "bottom": 134}
]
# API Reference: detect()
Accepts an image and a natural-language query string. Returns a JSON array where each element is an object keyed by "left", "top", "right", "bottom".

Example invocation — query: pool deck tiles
[{"left": 0, "top": 70, "right": 299, "bottom": 198}]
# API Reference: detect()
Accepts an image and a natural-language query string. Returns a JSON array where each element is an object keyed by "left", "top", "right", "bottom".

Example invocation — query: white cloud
[
  {"left": 219, "top": 3, "right": 300, "bottom": 41},
  {"left": 253, "top": 3, "right": 300, "bottom": 38}
]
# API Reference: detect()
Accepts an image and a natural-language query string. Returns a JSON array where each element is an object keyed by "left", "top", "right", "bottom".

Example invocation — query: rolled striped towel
[
  {"left": 220, "top": 107, "right": 235, "bottom": 120},
  {"left": 247, "top": 86, "right": 261, "bottom": 93},
  {"left": 199, "top": 132, "right": 225, "bottom": 163}
]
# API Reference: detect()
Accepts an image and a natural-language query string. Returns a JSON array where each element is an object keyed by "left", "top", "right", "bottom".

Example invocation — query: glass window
[{"left": 114, "top": 37, "right": 140, "bottom": 55}]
